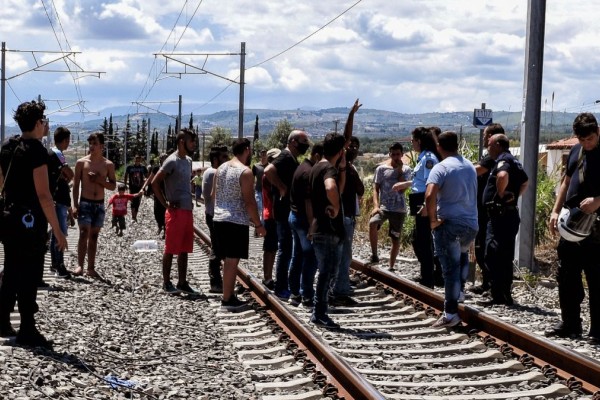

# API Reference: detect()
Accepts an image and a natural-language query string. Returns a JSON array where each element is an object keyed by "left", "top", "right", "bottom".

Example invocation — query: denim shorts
[
  {"left": 78, "top": 200, "right": 106, "bottom": 228},
  {"left": 369, "top": 210, "right": 406, "bottom": 239}
]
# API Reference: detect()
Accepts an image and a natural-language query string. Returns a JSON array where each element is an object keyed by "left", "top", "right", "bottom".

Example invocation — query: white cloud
[{"left": 2, "top": 0, "right": 600, "bottom": 121}]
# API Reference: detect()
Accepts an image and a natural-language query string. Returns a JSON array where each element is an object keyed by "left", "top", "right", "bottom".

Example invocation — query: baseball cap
[{"left": 266, "top": 148, "right": 281, "bottom": 160}]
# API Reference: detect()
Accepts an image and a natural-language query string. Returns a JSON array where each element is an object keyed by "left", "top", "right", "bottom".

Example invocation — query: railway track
[
  {"left": 194, "top": 221, "right": 600, "bottom": 399},
  {"left": 2, "top": 199, "right": 599, "bottom": 399}
]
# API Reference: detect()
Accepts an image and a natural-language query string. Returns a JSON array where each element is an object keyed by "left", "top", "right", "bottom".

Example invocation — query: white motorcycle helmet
[{"left": 557, "top": 207, "right": 596, "bottom": 242}]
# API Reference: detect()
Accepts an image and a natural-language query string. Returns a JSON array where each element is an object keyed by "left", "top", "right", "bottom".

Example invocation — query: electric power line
[{"left": 191, "top": 0, "right": 364, "bottom": 113}]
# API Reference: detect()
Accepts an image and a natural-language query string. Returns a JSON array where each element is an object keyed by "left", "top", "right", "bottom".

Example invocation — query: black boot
[
  {"left": 16, "top": 319, "right": 53, "bottom": 349},
  {"left": 209, "top": 263, "right": 223, "bottom": 293},
  {"left": 0, "top": 320, "right": 16, "bottom": 337}
]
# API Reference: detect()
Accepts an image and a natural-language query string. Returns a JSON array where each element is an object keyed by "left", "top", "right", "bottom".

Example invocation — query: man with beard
[
  {"left": 264, "top": 130, "right": 310, "bottom": 299},
  {"left": 212, "top": 138, "right": 266, "bottom": 310},
  {"left": 152, "top": 128, "right": 200, "bottom": 295}
]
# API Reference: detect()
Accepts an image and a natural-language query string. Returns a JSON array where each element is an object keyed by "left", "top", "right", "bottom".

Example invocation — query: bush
[{"left": 535, "top": 169, "right": 559, "bottom": 245}]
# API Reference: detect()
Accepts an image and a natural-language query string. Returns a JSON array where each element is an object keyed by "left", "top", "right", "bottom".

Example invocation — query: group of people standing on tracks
[{"left": 0, "top": 98, "right": 598, "bottom": 349}]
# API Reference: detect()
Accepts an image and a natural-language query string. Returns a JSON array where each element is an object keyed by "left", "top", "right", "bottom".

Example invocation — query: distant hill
[{"left": 4, "top": 107, "right": 579, "bottom": 143}]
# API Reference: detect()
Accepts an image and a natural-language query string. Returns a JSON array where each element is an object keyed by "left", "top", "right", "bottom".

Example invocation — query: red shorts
[{"left": 164, "top": 208, "right": 194, "bottom": 254}]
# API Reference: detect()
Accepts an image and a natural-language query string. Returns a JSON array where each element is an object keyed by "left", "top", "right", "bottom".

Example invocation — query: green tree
[
  {"left": 166, "top": 124, "right": 176, "bottom": 154},
  {"left": 151, "top": 129, "right": 159, "bottom": 157},
  {"left": 123, "top": 115, "right": 134, "bottom": 165},
  {"left": 265, "top": 119, "right": 292, "bottom": 150},
  {"left": 106, "top": 114, "right": 123, "bottom": 168},
  {"left": 188, "top": 113, "right": 194, "bottom": 130},
  {"left": 208, "top": 126, "right": 233, "bottom": 149}
]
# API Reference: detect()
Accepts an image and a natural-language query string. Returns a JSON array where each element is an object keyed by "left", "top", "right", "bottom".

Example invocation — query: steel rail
[
  {"left": 194, "top": 225, "right": 384, "bottom": 400},
  {"left": 351, "top": 259, "right": 600, "bottom": 395}
]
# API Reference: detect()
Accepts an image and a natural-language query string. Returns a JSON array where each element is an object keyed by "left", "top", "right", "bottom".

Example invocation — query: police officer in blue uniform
[
  {"left": 472, "top": 123, "right": 505, "bottom": 295},
  {"left": 478, "top": 134, "right": 528, "bottom": 306},
  {"left": 407, "top": 127, "right": 441, "bottom": 288},
  {"left": 547, "top": 112, "right": 600, "bottom": 342}
]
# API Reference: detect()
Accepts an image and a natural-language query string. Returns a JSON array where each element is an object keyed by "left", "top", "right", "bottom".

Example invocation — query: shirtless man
[{"left": 72, "top": 133, "right": 116, "bottom": 277}]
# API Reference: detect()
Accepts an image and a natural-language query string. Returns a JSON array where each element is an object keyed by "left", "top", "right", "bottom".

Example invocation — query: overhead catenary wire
[
  {"left": 191, "top": 0, "right": 364, "bottom": 114},
  {"left": 40, "top": 0, "right": 86, "bottom": 118},
  {"left": 133, "top": 0, "right": 206, "bottom": 113}
]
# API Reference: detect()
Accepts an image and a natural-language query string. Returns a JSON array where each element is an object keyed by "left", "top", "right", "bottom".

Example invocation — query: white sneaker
[
  {"left": 432, "top": 313, "right": 461, "bottom": 328},
  {"left": 458, "top": 291, "right": 465, "bottom": 303}
]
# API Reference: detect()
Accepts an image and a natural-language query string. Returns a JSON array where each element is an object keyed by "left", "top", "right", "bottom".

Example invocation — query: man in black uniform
[
  {"left": 478, "top": 134, "right": 528, "bottom": 306},
  {"left": 471, "top": 123, "right": 504, "bottom": 295},
  {"left": 547, "top": 112, "right": 600, "bottom": 342}
]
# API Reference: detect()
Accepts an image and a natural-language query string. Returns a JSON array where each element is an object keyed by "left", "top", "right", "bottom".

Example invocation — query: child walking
[{"left": 108, "top": 183, "right": 142, "bottom": 236}]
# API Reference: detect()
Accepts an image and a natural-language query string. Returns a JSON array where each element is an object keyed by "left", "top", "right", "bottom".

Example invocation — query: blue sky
[{"left": 2, "top": 1, "right": 600, "bottom": 127}]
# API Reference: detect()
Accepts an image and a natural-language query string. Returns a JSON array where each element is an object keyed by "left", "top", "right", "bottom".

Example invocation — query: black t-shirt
[
  {"left": 482, "top": 151, "right": 528, "bottom": 205},
  {"left": 290, "top": 159, "right": 314, "bottom": 216},
  {"left": 270, "top": 149, "right": 299, "bottom": 221},
  {"left": 310, "top": 160, "right": 345, "bottom": 238},
  {"left": 565, "top": 143, "right": 600, "bottom": 208},
  {"left": 48, "top": 148, "right": 71, "bottom": 206},
  {"left": 0, "top": 136, "right": 49, "bottom": 220},
  {"left": 341, "top": 164, "right": 365, "bottom": 217},
  {"left": 252, "top": 163, "right": 266, "bottom": 193},
  {"left": 125, "top": 164, "right": 148, "bottom": 191}
]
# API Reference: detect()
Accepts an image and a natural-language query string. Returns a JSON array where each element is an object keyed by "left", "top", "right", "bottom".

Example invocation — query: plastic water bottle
[{"left": 131, "top": 240, "right": 158, "bottom": 252}]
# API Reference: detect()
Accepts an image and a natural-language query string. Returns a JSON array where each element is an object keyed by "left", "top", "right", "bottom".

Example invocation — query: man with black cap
[{"left": 548, "top": 112, "right": 600, "bottom": 343}]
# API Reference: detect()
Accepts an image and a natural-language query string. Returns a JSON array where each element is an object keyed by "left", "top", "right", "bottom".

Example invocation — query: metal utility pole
[
  {"left": 517, "top": 0, "right": 546, "bottom": 272},
  {"left": 1, "top": 42, "right": 5, "bottom": 145},
  {"left": 177, "top": 95, "right": 182, "bottom": 134},
  {"left": 238, "top": 42, "right": 246, "bottom": 138},
  {"left": 0, "top": 42, "right": 104, "bottom": 145},
  {"left": 154, "top": 42, "right": 247, "bottom": 138},
  {"left": 478, "top": 103, "right": 486, "bottom": 159},
  {"left": 147, "top": 118, "right": 151, "bottom": 161}
]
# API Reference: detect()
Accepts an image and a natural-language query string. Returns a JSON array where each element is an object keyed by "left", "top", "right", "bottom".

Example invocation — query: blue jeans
[
  {"left": 432, "top": 220, "right": 477, "bottom": 314},
  {"left": 289, "top": 211, "right": 317, "bottom": 299},
  {"left": 50, "top": 203, "right": 69, "bottom": 267},
  {"left": 274, "top": 218, "right": 293, "bottom": 294},
  {"left": 312, "top": 233, "right": 343, "bottom": 318},
  {"left": 333, "top": 217, "right": 355, "bottom": 296}
]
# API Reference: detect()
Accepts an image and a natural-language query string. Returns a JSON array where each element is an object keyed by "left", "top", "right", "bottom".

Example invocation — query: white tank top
[{"left": 213, "top": 163, "right": 249, "bottom": 225}]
